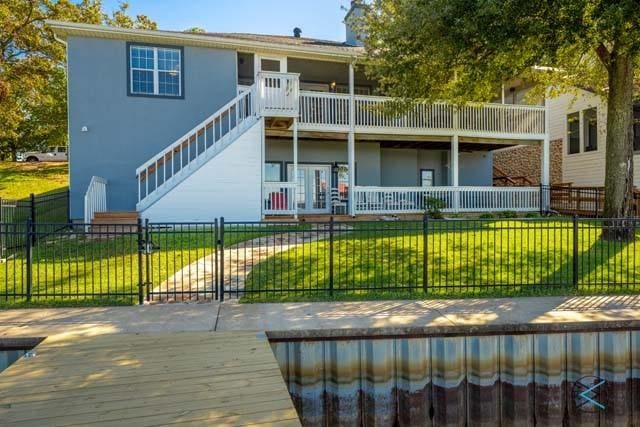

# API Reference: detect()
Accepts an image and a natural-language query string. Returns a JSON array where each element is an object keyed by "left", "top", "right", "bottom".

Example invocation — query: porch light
[{"left": 329, "top": 81, "right": 337, "bottom": 92}]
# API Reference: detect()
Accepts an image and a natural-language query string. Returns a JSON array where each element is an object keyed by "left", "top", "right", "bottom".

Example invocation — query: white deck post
[
  {"left": 293, "top": 117, "right": 299, "bottom": 219},
  {"left": 452, "top": 107, "right": 460, "bottom": 212},
  {"left": 348, "top": 62, "right": 356, "bottom": 216},
  {"left": 541, "top": 97, "right": 551, "bottom": 211},
  {"left": 260, "top": 117, "right": 266, "bottom": 219}
]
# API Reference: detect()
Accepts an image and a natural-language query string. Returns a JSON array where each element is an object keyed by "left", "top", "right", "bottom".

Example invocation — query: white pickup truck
[{"left": 17, "top": 147, "right": 68, "bottom": 162}]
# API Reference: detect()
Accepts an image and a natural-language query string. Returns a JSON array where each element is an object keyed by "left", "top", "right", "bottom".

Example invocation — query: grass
[
  {"left": 0, "top": 161, "right": 68, "bottom": 200},
  {"left": 242, "top": 219, "right": 640, "bottom": 302},
  {"left": 0, "top": 223, "right": 307, "bottom": 308}
]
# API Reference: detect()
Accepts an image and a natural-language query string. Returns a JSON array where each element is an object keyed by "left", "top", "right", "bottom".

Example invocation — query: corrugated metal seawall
[{"left": 271, "top": 331, "right": 640, "bottom": 426}]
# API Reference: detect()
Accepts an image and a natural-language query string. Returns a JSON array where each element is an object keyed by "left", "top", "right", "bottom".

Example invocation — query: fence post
[
  {"left": 66, "top": 189, "right": 71, "bottom": 226},
  {"left": 423, "top": 213, "right": 429, "bottom": 293},
  {"left": 214, "top": 218, "right": 219, "bottom": 301},
  {"left": 219, "top": 217, "right": 225, "bottom": 302},
  {"left": 329, "top": 216, "right": 334, "bottom": 296},
  {"left": 539, "top": 185, "right": 544, "bottom": 216},
  {"left": 25, "top": 220, "right": 33, "bottom": 301},
  {"left": 29, "top": 193, "right": 36, "bottom": 246},
  {"left": 144, "top": 219, "right": 151, "bottom": 302},
  {"left": 572, "top": 215, "right": 579, "bottom": 288},
  {"left": 136, "top": 218, "right": 144, "bottom": 305}
]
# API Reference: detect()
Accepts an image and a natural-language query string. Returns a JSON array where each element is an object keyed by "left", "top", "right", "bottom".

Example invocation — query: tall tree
[
  {"left": 364, "top": 0, "right": 640, "bottom": 235},
  {"left": 0, "top": 1, "right": 155, "bottom": 160}
]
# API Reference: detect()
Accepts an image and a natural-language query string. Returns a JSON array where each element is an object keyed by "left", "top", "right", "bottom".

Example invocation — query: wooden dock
[{"left": 0, "top": 332, "right": 299, "bottom": 426}]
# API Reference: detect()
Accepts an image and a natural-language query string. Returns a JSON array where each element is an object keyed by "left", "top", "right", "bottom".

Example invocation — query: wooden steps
[{"left": 91, "top": 211, "right": 139, "bottom": 234}]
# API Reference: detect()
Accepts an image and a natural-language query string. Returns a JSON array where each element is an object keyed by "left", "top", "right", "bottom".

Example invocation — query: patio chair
[{"left": 331, "top": 188, "right": 347, "bottom": 214}]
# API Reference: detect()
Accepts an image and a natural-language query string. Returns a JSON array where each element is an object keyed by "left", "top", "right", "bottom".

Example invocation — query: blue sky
[{"left": 101, "top": 0, "right": 351, "bottom": 41}]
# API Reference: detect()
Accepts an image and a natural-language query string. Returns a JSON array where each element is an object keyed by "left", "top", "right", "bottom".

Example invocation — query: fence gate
[{"left": 142, "top": 220, "right": 220, "bottom": 303}]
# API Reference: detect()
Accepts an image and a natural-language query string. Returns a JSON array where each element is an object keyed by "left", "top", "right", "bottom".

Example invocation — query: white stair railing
[
  {"left": 136, "top": 86, "right": 257, "bottom": 208},
  {"left": 84, "top": 176, "right": 107, "bottom": 224}
]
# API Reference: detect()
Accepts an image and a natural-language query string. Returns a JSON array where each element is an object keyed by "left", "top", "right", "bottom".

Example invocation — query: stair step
[{"left": 93, "top": 211, "right": 139, "bottom": 225}]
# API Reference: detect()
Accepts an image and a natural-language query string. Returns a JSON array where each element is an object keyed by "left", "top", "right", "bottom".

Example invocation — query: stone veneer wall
[{"left": 493, "top": 139, "right": 563, "bottom": 186}]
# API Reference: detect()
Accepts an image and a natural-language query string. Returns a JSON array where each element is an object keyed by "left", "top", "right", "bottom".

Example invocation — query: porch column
[
  {"left": 348, "top": 62, "right": 356, "bottom": 216},
  {"left": 451, "top": 134, "right": 460, "bottom": 212},
  {"left": 293, "top": 117, "right": 299, "bottom": 219},
  {"left": 452, "top": 106, "right": 460, "bottom": 212},
  {"left": 540, "top": 97, "right": 551, "bottom": 211}
]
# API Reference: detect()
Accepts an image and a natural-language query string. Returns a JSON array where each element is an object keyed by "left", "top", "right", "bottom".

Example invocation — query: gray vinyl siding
[
  {"left": 67, "top": 36, "right": 236, "bottom": 218},
  {"left": 266, "top": 139, "right": 381, "bottom": 185},
  {"left": 266, "top": 140, "right": 492, "bottom": 187}
]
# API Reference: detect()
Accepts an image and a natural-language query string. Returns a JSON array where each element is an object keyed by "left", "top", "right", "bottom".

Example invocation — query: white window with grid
[{"left": 130, "top": 45, "right": 182, "bottom": 97}]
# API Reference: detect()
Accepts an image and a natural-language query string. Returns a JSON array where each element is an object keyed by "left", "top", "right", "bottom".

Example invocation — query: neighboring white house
[{"left": 548, "top": 89, "right": 640, "bottom": 187}]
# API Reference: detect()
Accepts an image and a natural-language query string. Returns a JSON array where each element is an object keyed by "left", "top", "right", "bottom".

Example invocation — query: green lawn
[
  {"left": 242, "top": 219, "right": 640, "bottom": 302},
  {"left": 0, "top": 161, "right": 68, "bottom": 200},
  {"left": 0, "top": 223, "right": 306, "bottom": 308}
]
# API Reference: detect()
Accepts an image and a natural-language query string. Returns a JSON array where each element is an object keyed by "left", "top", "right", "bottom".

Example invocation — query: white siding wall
[
  {"left": 548, "top": 89, "right": 640, "bottom": 186},
  {"left": 141, "top": 120, "right": 263, "bottom": 222}
]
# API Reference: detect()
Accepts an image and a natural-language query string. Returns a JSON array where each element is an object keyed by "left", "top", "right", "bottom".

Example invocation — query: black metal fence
[
  {"left": 0, "top": 190, "right": 69, "bottom": 258},
  {"left": 1, "top": 217, "right": 638, "bottom": 305}
]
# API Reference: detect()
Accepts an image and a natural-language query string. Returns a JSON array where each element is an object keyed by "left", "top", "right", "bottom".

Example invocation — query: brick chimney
[{"left": 344, "top": 0, "right": 366, "bottom": 46}]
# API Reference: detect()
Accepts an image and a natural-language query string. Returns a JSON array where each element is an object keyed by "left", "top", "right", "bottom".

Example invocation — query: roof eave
[{"left": 46, "top": 20, "right": 362, "bottom": 62}]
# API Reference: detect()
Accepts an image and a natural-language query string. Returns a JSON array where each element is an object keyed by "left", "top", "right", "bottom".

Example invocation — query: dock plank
[{"left": 0, "top": 332, "right": 299, "bottom": 427}]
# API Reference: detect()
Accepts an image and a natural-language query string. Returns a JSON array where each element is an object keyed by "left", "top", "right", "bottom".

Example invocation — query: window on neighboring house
[
  {"left": 265, "top": 162, "right": 282, "bottom": 182},
  {"left": 420, "top": 169, "right": 435, "bottom": 187},
  {"left": 567, "top": 112, "right": 580, "bottom": 154},
  {"left": 583, "top": 108, "right": 598, "bottom": 152},
  {"left": 129, "top": 45, "right": 183, "bottom": 97}
]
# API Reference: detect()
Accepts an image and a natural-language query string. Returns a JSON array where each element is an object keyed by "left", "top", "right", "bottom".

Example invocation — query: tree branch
[{"left": 595, "top": 42, "right": 611, "bottom": 70}]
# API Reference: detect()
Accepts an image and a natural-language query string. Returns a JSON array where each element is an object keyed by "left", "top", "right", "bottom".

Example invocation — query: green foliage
[
  {"left": 498, "top": 211, "right": 519, "bottom": 219},
  {"left": 0, "top": 1, "right": 156, "bottom": 160},
  {"left": 425, "top": 196, "right": 444, "bottom": 219},
  {"left": 525, "top": 212, "right": 541, "bottom": 218},
  {"left": 479, "top": 213, "right": 495, "bottom": 219}
]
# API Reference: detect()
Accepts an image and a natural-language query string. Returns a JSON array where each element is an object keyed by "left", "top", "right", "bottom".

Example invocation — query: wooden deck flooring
[{"left": 0, "top": 332, "right": 299, "bottom": 427}]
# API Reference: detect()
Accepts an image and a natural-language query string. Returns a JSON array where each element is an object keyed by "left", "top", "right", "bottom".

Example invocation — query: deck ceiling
[{"left": 266, "top": 129, "right": 538, "bottom": 151}]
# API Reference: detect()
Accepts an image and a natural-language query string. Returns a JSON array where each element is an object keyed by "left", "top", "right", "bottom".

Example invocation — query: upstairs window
[
  {"left": 583, "top": 108, "right": 598, "bottom": 152},
  {"left": 567, "top": 112, "right": 580, "bottom": 154},
  {"left": 128, "top": 44, "right": 183, "bottom": 98}
]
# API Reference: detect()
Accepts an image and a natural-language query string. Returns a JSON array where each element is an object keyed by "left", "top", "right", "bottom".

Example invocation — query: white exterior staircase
[{"left": 136, "top": 86, "right": 259, "bottom": 212}]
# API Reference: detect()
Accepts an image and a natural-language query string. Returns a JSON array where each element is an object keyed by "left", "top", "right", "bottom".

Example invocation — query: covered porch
[{"left": 261, "top": 135, "right": 543, "bottom": 217}]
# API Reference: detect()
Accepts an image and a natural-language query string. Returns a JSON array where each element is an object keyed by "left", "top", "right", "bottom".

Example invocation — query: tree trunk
[{"left": 602, "top": 49, "right": 635, "bottom": 241}]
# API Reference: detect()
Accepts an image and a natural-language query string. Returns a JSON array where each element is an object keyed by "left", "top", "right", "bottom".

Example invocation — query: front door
[{"left": 288, "top": 164, "right": 331, "bottom": 214}]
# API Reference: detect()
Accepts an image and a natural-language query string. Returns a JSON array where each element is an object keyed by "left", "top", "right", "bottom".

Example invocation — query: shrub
[
  {"left": 498, "top": 210, "right": 518, "bottom": 219},
  {"left": 479, "top": 213, "right": 495, "bottom": 219},
  {"left": 425, "top": 197, "right": 445, "bottom": 219},
  {"left": 525, "top": 212, "right": 540, "bottom": 218}
]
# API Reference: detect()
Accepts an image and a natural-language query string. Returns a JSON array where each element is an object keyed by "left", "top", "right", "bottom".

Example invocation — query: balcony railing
[
  {"left": 353, "top": 186, "right": 541, "bottom": 214},
  {"left": 297, "top": 91, "right": 546, "bottom": 137},
  {"left": 256, "top": 72, "right": 300, "bottom": 117},
  {"left": 263, "top": 182, "right": 297, "bottom": 215}
]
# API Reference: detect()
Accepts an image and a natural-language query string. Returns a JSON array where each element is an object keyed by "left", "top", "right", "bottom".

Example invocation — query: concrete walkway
[{"left": 1, "top": 295, "right": 639, "bottom": 338}]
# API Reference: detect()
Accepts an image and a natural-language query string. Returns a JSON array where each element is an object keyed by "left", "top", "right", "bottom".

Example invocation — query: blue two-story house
[{"left": 48, "top": 1, "right": 550, "bottom": 223}]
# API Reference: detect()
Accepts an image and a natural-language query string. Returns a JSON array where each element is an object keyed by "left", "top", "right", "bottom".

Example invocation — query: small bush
[
  {"left": 498, "top": 210, "right": 518, "bottom": 219},
  {"left": 425, "top": 197, "right": 445, "bottom": 219},
  {"left": 479, "top": 213, "right": 495, "bottom": 219},
  {"left": 525, "top": 212, "right": 540, "bottom": 218}
]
